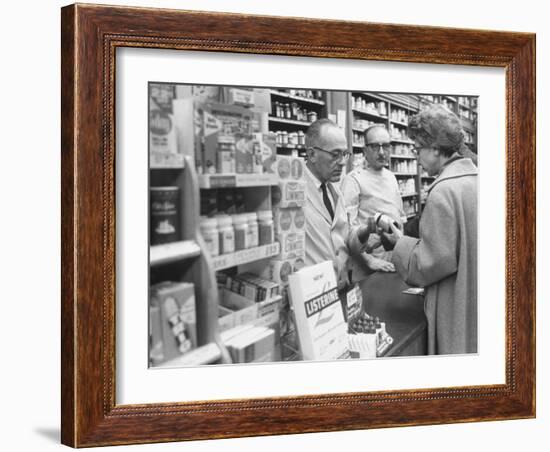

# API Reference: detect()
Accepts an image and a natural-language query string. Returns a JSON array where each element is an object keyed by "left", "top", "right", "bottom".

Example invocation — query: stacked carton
[
  {"left": 263, "top": 155, "right": 307, "bottom": 286},
  {"left": 216, "top": 271, "right": 283, "bottom": 363}
]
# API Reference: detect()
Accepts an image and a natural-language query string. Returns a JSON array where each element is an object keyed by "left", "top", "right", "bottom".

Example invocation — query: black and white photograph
[{"left": 148, "top": 83, "right": 479, "bottom": 367}]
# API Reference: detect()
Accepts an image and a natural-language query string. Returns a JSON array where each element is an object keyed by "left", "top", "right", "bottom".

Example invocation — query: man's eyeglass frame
[{"left": 311, "top": 146, "right": 350, "bottom": 161}]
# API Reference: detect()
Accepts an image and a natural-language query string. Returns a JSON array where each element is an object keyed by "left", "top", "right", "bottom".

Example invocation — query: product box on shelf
[
  {"left": 234, "top": 133, "right": 254, "bottom": 174},
  {"left": 271, "top": 180, "right": 306, "bottom": 209},
  {"left": 223, "top": 325, "right": 276, "bottom": 363},
  {"left": 288, "top": 261, "right": 350, "bottom": 361},
  {"left": 149, "top": 282, "right": 197, "bottom": 366},
  {"left": 261, "top": 256, "right": 306, "bottom": 286},
  {"left": 224, "top": 87, "right": 255, "bottom": 107},
  {"left": 272, "top": 207, "right": 306, "bottom": 234},
  {"left": 218, "top": 287, "right": 282, "bottom": 332},
  {"left": 199, "top": 102, "right": 254, "bottom": 175},
  {"left": 275, "top": 155, "right": 305, "bottom": 180},
  {"left": 222, "top": 272, "right": 281, "bottom": 303},
  {"left": 256, "top": 132, "right": 277, "bottom": 174},
  {"left": 149, "top": 109, "right": 182, "bottom": 168},
  {"left": 274, "top": 230, "right": 306, "bottom": 261}
]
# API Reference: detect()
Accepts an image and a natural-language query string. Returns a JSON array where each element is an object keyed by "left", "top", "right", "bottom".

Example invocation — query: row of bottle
[
  {"left": 272, "top": 89, "right": 324, "bottom": 100},
  {"left": 392, "top": 143, "right": 415, "bottom": 156},
  {"left": 389, "top": 124, "right": 411, "bottom": 141},
  {"left": 199, "top": 211, "right": 275, "bottom": 257},
  {"left": 459, "top": 107, "right": 477, "bottom": 122},
  {"left": 275, "top": 130, "right": 306, "bottom": 147},
  {"left": 458, "top": 96, "right": 477, "bottom": 109},
  {"left": 390, "top": 107, "right": 410, "bottom": 124},
  {"left": 272, "top": 101, "right": 319, "bottom": 123},
  {"left": 351, "top": 97, "right": 387, "bottom": 116},
  {"left": 202, "top": 189, "right": 252, "bottom": 217},
  {"left": 398, "top": 178, "right": 416, "bottom": 195},
  {"left": 353, "top": 118, "right": 380, "bottom": 132},
  {"left": 391, "top": 159, "right": 417, "bottom": 174}
]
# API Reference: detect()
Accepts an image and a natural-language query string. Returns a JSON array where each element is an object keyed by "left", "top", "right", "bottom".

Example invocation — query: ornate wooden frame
[{"left": 61, "top": 3, "right": 536, "bottom": 447}]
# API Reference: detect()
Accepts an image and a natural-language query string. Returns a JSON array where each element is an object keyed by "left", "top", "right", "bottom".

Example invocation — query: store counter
[{"left": 359, "top": 272, "right": 427, "bottom": 357}]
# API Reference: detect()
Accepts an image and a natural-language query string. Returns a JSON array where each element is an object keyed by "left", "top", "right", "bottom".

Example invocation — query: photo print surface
[{"left": 148, "top": 83, "right": 479, "bottom": 368}]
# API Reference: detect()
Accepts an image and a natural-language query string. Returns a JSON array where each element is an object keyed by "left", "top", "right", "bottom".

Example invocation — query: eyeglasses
[
  {"left": 366, "top": 142, "right": 393, "bottom": 152},
  {"left": 311, "top": 146, "right": 350, "bottom": 161}
]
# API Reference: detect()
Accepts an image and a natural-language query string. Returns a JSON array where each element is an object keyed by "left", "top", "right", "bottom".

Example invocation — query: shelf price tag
[{"left": 208, "top": 175, "right": 237, "bottom": 188}]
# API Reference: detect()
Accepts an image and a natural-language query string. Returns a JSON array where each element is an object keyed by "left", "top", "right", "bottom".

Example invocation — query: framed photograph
[{"left": 61, "top": 3, "right": 535, "bottom": 447}]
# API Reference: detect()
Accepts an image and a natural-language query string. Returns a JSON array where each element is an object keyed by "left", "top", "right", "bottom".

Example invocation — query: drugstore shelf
[
  {"left": 211, "top": 242, "right": 280, "bottom": 271},
  {"left": 390, "top": 154, "right": 416, "bottom": 159},
  {"left": 390, "top": 119, "right": 409, "bottom": 127},
  {"left": 150, "top": 240, "right": 201, "bottom": 266},
  {"left": 421, "top": 175, "right": 436, "bottom": 180},
  {"left": 393, "top": 172, "right": 417, "bottom": 177},
  {"left": 269, "top": 89, "right": 325, "bottom": 106},
  {"left": 443, "top": 95, "right": 458, "bottom": 103},
  {"left": 407, "top": 212, "right": 418, "bottom": 219},
  {"left": 198, "top": 173, "right": 279, "bottom": 189},
  {"left": 352, "top": 91, "right": 387, "bottom": 103},
  {"left": 352, "top": 143, "right": 364, "bottom": 148},
  {"left": 268, "top": 116, "right": 312, "bottom": 127},
  {"left": 352, "top": 107, "right": 388, "bottom": 120},
  {"left": 277, "top": 145, "right": 306, "bottom": 151},
  {"left": 391, "top": 138, "right": 415, "bottom": 145},
  {"left": 401, "top": 192, "right": 418, "bottom": 198}
]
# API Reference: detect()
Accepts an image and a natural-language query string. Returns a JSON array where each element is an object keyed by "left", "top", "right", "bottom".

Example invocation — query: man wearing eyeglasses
[
  {"left": 342, "top": 124, "right": 406, "bottom": 279},
  {"left": 304, "top": 119, "right": 376, "bottom": 291}
]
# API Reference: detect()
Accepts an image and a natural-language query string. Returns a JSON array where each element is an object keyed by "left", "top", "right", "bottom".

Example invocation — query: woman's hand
[{"left": 382, "top": 221, "right": 404, "bottom": 245}]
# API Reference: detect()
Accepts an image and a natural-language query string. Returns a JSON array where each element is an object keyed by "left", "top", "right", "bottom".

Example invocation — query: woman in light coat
[{"left": 384, "top": 105, "right": 478, "bottom": 355}]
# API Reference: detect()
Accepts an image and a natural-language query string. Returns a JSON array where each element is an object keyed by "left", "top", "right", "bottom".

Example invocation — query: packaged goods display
[
  {"left": 348, "top": 313, "right": 394, "bottom": 358},
  {"left": 221, "top": 272, "right": 281, "bottom": 303},
  {"left": 261, "top": 256, "right": 306, "bottom": 286},
  {"left": 150, "top": 187, "right": 179, "bottom": 245},
  {"left": 198, "top": 102, "right": 255, "bottom": 174}
]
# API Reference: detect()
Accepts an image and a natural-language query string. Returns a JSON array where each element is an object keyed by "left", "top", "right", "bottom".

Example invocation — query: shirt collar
[{"left": 305, "top": 164, "right": 324, "bottom": 191}]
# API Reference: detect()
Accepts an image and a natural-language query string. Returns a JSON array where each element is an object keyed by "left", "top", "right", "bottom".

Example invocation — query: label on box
[
  {"left": 227, "top": 87, "right": 255, "bottom": 106},
  {"left": 275, "top": 231, "right": 305, "bottom": 260},
  {"left": 272, "top": 180, "right": 306, "bottom": 208}
]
